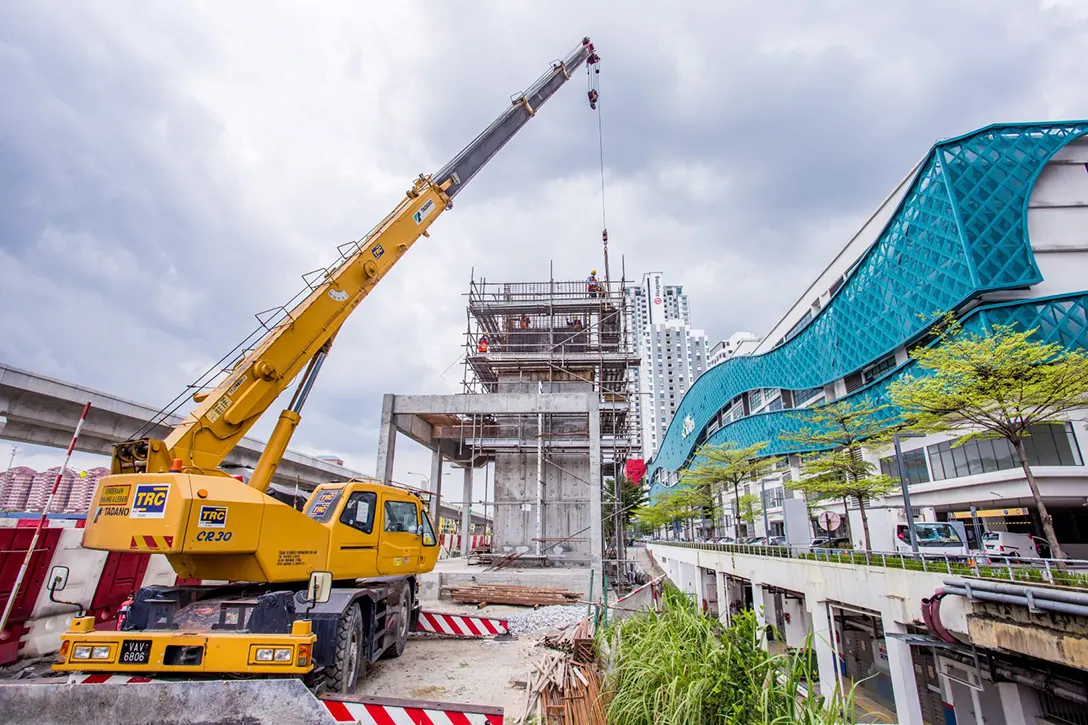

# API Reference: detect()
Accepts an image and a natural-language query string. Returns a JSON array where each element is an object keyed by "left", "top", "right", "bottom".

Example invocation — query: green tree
[
  {"left": 604, "top": 476, "right": 649, "bottom": 541},
  {"left": 793, "top": 450, "right": 897, "bottom": 550},
  {"left": 636, "top": 488, "right": 685, "bottom": 539},
  {"left": 782, "top": 399, "right": 903, "bottom": 550},
  {"left": 735, "top": 493, "right": 761, "bottom": 536},
  {"left": 682, "top": 441, "right": 777, "bottom": 540},
  {"left": 890, "top": 321, "right": 1088, "bottom": 561}
]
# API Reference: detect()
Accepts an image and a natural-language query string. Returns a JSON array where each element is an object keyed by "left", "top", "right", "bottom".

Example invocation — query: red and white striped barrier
[
  {"left": 69, "top": 674, "right": 153, "bottom": 684},
  {"left": 323, "top": 697, "right": 503, "bottom": 724},
  {"left": 416, "top": 611, "right": 509, "bottom": 637}
]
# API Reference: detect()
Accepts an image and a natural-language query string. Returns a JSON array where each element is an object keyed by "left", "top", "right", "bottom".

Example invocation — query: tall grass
[{"left": 599, "top": 588, "right": 855, "bottom": 724}]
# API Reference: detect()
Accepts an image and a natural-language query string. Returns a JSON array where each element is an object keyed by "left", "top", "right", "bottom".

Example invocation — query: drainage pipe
[
  {"left": 943, "top": 584, "right": 1088, "bottom": 618},
  {"left": 938, "top": 647, "right": 1088, "bottom": 705},
  {"left": 943, "top": 578, "right": 1088, "bottom": 606}
]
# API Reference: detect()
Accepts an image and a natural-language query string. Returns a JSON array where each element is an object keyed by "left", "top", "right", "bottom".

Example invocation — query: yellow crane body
[{"left": 46, "top": 37, "right": 601, "bottom": 691}]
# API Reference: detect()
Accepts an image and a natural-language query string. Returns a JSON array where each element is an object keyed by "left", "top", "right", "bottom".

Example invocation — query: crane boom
[{"left": 112, "top": 38, "right": 600, "bottom": 493}]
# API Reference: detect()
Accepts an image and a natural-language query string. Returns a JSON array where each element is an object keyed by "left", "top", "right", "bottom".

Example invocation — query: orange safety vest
[{"left": 477, "top": 338, "right": 489, "bottom": 353}]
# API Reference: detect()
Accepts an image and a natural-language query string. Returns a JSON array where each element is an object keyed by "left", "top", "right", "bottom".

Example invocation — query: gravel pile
[{"left": 505, "top": 603, "right": 587, "bottom": 636}]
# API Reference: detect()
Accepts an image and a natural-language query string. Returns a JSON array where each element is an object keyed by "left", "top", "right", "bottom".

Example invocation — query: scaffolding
[{"left": 459, "top": 271, "right": 638, "bottom": 476}]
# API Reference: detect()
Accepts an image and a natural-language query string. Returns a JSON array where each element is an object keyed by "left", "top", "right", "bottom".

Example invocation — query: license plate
[{"left": 118, "top": 639, "right": 152, "bottom": 665}]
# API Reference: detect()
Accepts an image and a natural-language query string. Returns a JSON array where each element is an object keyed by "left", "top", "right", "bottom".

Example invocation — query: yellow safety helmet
[{"left": 591, "top": 269, "right": 597, "bottom": 275}]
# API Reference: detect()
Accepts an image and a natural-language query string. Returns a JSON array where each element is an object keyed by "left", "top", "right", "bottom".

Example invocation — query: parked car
[
  {"left": 744, "top": 536, "right": 768, "bottom": 546},
  {"left": 983, "top": 531, "right": 1041, "bottom": 559},
  {"left": 767, "top": 536, "right": 787, "bottom": 546},
  {"left": 808, "top": 536, "right": 852, "bottom": 551}
]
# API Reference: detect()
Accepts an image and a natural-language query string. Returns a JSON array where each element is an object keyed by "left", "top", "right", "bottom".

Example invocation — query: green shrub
[{"left": 599, "top": 587, "right": 855, "bottom": 724}]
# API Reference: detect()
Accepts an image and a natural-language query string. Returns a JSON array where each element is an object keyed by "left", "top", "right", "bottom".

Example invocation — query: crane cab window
[
  {"left": 339, "top": 491, "right": 377, "bottom": 534},
  {"left": 420, "top": 510, "right": 437, "bottom": 547},
  {"left": 384, "top": 501, "right": 419, "bottom": 533}
]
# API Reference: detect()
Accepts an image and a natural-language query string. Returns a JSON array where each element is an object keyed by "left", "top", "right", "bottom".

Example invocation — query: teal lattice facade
[{"left": 647, "top": 122, "right": 1088, "bottom": 497}]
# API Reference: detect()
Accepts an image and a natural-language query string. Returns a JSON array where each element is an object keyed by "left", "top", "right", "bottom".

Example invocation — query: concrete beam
[
  {"left": 0, "top": 363, "right": 363, "bottom": 489},
  {"left": 389, "top": 393, "right": 594, "bottom": 416}
]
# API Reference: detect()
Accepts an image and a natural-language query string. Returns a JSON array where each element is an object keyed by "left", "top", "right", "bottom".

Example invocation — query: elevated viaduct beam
[{"left": 0, "top": 364, "right": 362, "bottom": 489}]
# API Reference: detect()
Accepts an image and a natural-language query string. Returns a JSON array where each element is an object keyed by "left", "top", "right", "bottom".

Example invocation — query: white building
[
  {"left": 625, "top": 272, "right": 709, "bottom": 460},
  {"left": 708, "top": 332, "right": 761, "bottom": 367}
]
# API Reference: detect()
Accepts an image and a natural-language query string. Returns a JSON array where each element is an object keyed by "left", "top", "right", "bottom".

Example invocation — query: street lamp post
[{"left": 892, "top": 432, "right": 924, "bottom": 555}]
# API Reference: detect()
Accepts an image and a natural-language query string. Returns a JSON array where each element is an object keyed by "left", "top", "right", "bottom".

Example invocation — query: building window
[
  {"left": 793, "top": 385, "right": 824, "bottom": 405},
  {"left": 926, "top": 423, "right": 1083, "bottom": 481},
  {"left": 749, "top": 389, "right": 763, "bottom": 409},
  {"left": 879, "top": 449, "right": 931, "bottom": 486},
  {"left": 863, "top": 354, "right": 897, "bottom": 384}
]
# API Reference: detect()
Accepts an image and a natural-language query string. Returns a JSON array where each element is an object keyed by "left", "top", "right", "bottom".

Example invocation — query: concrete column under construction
[
  {"left": 429, "top": 447, "right": 443, "bottom": 525},
  {"left": 460, "top": 467, "right": 473, "bottom": 558},
  {"left": 376, "top": 393, "right": 396, "bottom": 485}
]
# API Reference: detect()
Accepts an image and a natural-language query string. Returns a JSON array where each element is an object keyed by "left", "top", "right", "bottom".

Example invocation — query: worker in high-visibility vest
[
  {"left": 477, "top": 335, "right": 489, "bottom": 354},
  {"left": 586, "top": 270, "right": 599, "bottom": 298}
]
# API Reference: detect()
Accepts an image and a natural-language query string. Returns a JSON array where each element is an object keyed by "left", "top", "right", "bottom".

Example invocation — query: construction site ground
[{"left": 360, "top": 599, "right": 592, "bottom": 722}]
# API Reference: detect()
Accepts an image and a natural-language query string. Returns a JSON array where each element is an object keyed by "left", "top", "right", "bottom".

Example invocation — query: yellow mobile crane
[{"left": 50, "top": 37, "right": 601, "bottom": 693}]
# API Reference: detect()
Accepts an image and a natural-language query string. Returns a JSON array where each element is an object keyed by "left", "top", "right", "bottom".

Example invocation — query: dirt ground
[{"left": 355, "top": 600, "right": 566, "bottom": 722}]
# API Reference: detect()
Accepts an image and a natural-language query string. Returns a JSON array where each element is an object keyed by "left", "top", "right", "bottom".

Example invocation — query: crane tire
[
  {"left": 327, "top": 603, "right": 364, "bottom": 693},
  {"left": 384, "top": 585, "right": 411, "bottom": 659}
]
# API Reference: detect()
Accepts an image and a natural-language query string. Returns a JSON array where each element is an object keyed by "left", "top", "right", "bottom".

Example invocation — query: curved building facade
[{"left": 648, "top": 122, "right": 1088, "bottom": 498}]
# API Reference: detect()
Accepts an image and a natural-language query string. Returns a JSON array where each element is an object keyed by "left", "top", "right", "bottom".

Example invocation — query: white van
[
  {"left": 893, "top": 521, "right": 969, "bottom": 556},
  {"left": 983, "top": 531, "right": 1041, "bottom": 559}
]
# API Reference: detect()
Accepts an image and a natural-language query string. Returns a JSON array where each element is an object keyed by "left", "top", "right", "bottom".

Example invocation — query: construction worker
[
  {"left": 519, "top": 314, "right": 531, "bottom": 329},
  {"left": 586, "top": 270, "right": 599, "bottom": 298},
  {"left": 477, "top": 335, "right": 489, "bottom": 354}
]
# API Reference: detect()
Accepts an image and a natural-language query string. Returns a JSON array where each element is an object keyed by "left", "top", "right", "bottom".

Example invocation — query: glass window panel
[
  {"left": 1064, "top": 423, "right": 1084, "bottom": 466},
  {"left": 950, "top": 445, "right": 970, "bottom": 478},
  {"left": 994, "top": 438, "right": 1017, "bottom": 469},
  {"left": 928, "top": 446, "right": 946, "bottom": 481},
  {"left": 964, "top": 440, "right": 984, "bottom": 476},
  {"left": 938, "top": 446, "right": 954, "bottom": 478},
  {"left": 905, "top": 449, "right": 931, "bottom": 484},
  {"left": 1025, "top": 424, "right": 1060, "bottom": 466},
  {"left": 977, "top": 438, "right": 999, "bottom": 473},
  {"left": 384, "top": 500, "right": 420, "bottom": 533}
]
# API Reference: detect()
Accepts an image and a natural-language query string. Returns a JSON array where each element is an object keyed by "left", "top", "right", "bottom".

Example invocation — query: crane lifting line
[{"left": 591, "top": 57, "right": 611, "bottom": 290}]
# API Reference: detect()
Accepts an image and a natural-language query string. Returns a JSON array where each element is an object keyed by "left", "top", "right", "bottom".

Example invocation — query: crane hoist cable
[{"left": 586, "top": 49, "right": 611, "bottom": 288}]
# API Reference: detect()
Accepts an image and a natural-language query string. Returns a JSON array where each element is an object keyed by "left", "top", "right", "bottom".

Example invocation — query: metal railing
[{"left": 648, "top": 540, "right": 1088, "bottom": 590}]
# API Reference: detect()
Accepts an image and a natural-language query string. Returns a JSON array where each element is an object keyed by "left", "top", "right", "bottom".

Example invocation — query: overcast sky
[{"left": 4, "top": 0, "right": 1088, "bottom": 491}]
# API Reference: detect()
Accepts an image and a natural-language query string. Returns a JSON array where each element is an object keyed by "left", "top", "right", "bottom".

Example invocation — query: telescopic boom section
[{"left": 114, "top": 38, "right": 600, "bottom": 492}]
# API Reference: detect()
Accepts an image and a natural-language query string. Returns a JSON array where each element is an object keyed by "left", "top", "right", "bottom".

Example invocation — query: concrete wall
[
  {"left": 493, "top": 450, "right": 591, "bottom": 561},
  {"left": 490, "top": 372, "right": 597, "bottom": 564}
]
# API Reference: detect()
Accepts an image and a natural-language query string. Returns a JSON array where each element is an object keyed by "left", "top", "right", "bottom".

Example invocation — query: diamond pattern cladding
[
  {"left": 648, "top": 122, "right": 1088, "bottom": 484},
  {"left": 647, "top": 292, "right": 1088, "bottom": 497}
]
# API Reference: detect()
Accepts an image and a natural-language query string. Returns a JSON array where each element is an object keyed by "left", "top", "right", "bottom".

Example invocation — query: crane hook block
[{"left": 588, "top": 89, "right": 599, "bottom": 110}]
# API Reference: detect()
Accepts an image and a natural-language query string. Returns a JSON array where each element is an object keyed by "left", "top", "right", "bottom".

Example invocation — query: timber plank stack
[{"left": 444, "top": 583, "right": 582, "bottom": 607}]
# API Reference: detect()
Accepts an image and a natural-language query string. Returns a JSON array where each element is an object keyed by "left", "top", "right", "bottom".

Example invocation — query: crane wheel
[
  {"left": 384, "top": 585, "right": 411, "bottom": 659},
  {"left": 327, "top": 603, "right": 364, "bottom": 693}
]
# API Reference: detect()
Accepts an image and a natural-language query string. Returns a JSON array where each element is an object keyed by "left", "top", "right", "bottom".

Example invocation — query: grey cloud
[{"left": 3, "top": 0, "right": 1088, "bottom": 475}]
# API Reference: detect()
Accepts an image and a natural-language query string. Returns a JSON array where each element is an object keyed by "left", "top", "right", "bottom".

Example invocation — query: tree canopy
[
  {"left": 680, "top": 441, "right": 778, "bottom": 539},
  {"left": 890, "top": 320, "right": 1088, "bottom": 560},
  {"left": 782, "top": 399, "right": 903, "bottom": 550}
]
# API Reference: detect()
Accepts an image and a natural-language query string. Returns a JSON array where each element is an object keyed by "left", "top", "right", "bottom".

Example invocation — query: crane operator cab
[{"left": 303, "top": 480, "right": 441, "bottom": 579}]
